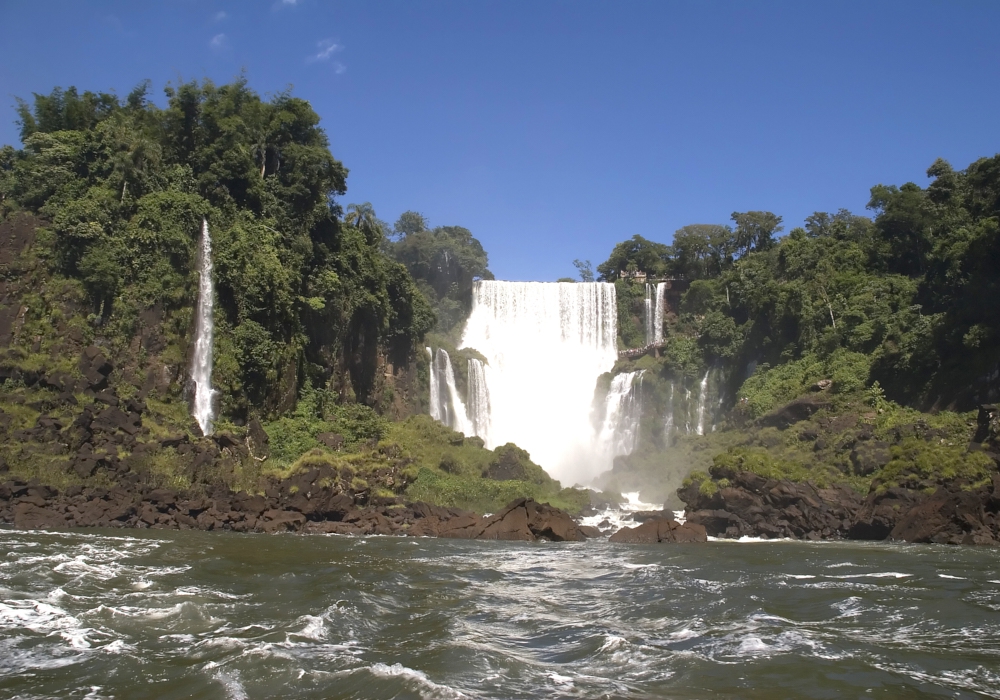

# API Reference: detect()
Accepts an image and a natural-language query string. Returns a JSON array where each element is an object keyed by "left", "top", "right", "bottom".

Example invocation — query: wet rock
[
  {"left": 609, "top": 517, "right": 707, "bottom": 544},
  {"left": 680, "top": 469, "right": 862, "bottom": 540},
  {"left": 476, "top": 498, "right": 587, "bottom": 542},
  {"left": 14, "top": 503, "right": 68, "bottom": 530}
]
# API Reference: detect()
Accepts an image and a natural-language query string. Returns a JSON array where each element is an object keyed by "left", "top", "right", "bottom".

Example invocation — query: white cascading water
[
  {"left": 426, "top": 347, "right": 441, "bottom": 422},
  {"left": 644, "top": 284, "right": 654, "bottom": 346},
  {"left": 663, "top": 382, "right": 675, "bottom": 439},
  {"left": 597, "top": 370, "right": 644, "bottom": 458},
  {"left": 653, "top": 282, "right": 666, "bottom": 344},
  {"left": 191, "top": 217, "right": 217, "bottom": 436},
  {"left": 695, "top": 370, "right": 710, "bottom": 436},
  {"left": 458, "top": 280, "right": 618, "bottom": 484},
  {"left": 466, "top": 358, "right": 491, "bottom": 443},
  {"left": 428, "top": 348, "right": 472, "bottom": 435}
]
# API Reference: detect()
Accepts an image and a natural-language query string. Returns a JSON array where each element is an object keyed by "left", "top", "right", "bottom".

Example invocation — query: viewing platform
[{"left": 618, "top": 342, "right": 666, "bottom": 359}]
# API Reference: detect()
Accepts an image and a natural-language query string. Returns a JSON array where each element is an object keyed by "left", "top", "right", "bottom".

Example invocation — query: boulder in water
[{"left": 609, "top": 517, "right": 707, "bottom": 544}]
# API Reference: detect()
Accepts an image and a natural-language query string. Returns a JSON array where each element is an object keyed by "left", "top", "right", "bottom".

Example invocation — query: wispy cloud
[
  {"left": 308, "top": 39, "right": 344, "bottom": 69},
  {"left": 283, "top": 0, "right": 299, "bottom": 5},
  {"left": 213, "top": 10, "right": 227, "bottom": 22},
  {"left": 210, "top": 33, "right": 229, "bottom": 50}
]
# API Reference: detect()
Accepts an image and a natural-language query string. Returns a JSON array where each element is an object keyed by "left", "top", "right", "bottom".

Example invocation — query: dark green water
[{"left": 1, "top": 529, "right": 999, "bottom": 699}]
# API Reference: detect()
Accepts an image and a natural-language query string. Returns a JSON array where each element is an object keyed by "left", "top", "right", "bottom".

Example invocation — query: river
[{"left": 1, "top": 528, "right": 999, "bottom": 699}]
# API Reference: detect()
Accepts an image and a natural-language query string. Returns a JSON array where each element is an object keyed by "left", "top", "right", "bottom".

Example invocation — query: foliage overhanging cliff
[{"left": 0, "top": 79, "right": 435, "bottom": 420}]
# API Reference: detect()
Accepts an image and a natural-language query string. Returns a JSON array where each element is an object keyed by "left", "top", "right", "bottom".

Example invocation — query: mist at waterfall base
[
  {"left": 427, "top": 280, "right": 720, "bottom": 490},
  {"left": 429, "top": 281, "right": 621, "bottom": 485},
  {"left": 190, "top": 218, "right": 217, "bottom": 437},
  {"left": 3, "top": 528, "right": 1000, "bottom": 699}
]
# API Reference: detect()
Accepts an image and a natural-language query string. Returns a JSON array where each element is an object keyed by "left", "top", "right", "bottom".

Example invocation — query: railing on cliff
[{"left": 618, "top": 342, "right": 666, "bottom": 359}]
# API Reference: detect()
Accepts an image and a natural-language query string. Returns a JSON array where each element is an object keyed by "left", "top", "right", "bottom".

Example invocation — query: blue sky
[{"left": 1, "top": 1, "right": 998, "bottom": 281}]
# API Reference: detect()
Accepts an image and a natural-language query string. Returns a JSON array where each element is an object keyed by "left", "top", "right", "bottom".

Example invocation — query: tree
[
  {"left": 671, "top": 224, "right": 734, "bottom": 279},
  {"left": 572, "top": 258, "right": 594, "bottom": 282},
  {"left": 596, "top": 235, "right": 670, "bottom": 281},
  {"left": 345, "top": 202, "right": 383, "bottom": 244},
  {"left": 731, "top": 211, "right": 783, "bottom": 257},
  {"left": 393, "top": 210, "right": 428, "bottom": 239}
]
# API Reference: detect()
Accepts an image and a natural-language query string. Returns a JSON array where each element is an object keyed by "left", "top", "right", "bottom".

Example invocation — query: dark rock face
[
  {"left": 0, "top": 472, "right": 593, "bottom": 544},
  {"left": 680, "top": 468, "right": 1000, "bottom": 546},
  {"left": 608, "top": 517, "right": 707, "bottom": 544},
  {"left": 679, "top": 469, "right": 863, "bottom": 540},
  {"left": 757, "top": 395, "right": 832, "bottom": 430}
]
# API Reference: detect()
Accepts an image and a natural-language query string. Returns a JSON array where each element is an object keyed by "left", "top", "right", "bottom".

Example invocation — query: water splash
[
  {"left": 459, "top": 281, "right": 618, "bottom": 484},
  {"left": 191, "top": 218, "right": 217, "bottom": 436}
]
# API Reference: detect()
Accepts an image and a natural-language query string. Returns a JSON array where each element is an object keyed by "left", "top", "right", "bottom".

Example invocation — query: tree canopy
[{"left": 0, "top": 79, "right": 435, "bottom": 416}]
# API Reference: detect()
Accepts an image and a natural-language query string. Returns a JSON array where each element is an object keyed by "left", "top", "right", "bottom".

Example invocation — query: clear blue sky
[{"left": 2, "top": 1, "right": 998, "bottom": 281}]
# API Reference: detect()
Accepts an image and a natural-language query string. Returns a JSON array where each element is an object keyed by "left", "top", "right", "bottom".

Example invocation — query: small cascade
[
  {"left": 428, "top": 348, "right": 472, "bottom": 435},
  {"left": 598, "top": 371, "right": 645, "bottom": 458},
  {"left": 663, "top": 382, "right": 675, "bottom": 440},
  {"left": 466, "top": 358, "right": 491, "bottom": 442},
  {"left": 683, "top": 387, "right": 693, "bottom": 433},
  {"left": 653, "top": 282, "right": 666, "bottom": 344},
  {"left": 695, "top": 370, "right": 710, "bottom": 436},
  {"left": 190, "top": 217, "right": 217, "bottom": 436},
  {"left": 427, "top": 347, "right": 442, "bottom": 422},
  {"left": 644, "top": 284, "right": 654, "bottom": 346}
]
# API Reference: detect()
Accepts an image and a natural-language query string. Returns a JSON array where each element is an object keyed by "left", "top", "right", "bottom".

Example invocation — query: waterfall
[
  {"left": 664, "top": 382, "right": 675, "bottom": 440},
  {"left": 598, "top": 370, "right": 645, "bottom": 459},
  {"left": 190, "top": 217, "right": 217, "bottom": 436},
  {"left": 427, "top": 347, "right": 442, "bottom": 422},
  {"left": 644, "top": 284, "right": 654, "bottom": 346},
  {"left": 428, "top": 348, "right": 472, "bottom": 435},
  {"left": 695, "top": 370, "right": 710, "bottom": 436},
  {"left": 459, "top": 280, "right": 618, "bottom": 484},
  {"left": 653, "top": 282, "right": 666, "bottom": 344},
  {"left": 467, "top": 358, "right": 491, "bottom": 442}
]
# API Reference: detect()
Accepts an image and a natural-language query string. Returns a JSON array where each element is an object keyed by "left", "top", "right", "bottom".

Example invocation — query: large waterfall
[
  {"left": 190, "top": 218, "right": 217, "bottom": 436},
  {"left": 457, "top": 280, "right": 619, "bottom": 484}
]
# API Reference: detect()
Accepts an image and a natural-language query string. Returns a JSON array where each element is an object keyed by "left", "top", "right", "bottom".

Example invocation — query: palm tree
[{"left": 345, "top": 202, "right": 382, "bottom": 243}]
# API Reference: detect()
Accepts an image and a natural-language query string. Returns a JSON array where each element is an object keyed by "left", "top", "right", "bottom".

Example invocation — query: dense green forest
[
  {"left": 590, "top": 159, "right": 1000, "bottom": 503},
  {"left": 0, "top": 80, "right": 435, "bottom": 419},
  {"left": 1, "top": 79, "right": 997, "bottom": 514},
  {"left": 596, "top": 159, "right": 1000, "bottom": 412}
]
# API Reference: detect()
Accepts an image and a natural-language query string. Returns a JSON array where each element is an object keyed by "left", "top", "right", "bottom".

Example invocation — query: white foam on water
[
  {"left": 938, "top": 574, "right": 967, "bottom": 580},
  {"left": 830, "top": 572, "right": 911, "bottom": 579},
  {"left": 549, "top": 672, "right": 574, "bottom": 685},
  {"left": 368, "top": 662, "right": 468, "bottom": 699},
  {"left": 293, "top": 614, "right": 328, "bottom": 641},
  {"left": 213, "top": 668, "right": 249, "bottom": 700},
  {"left": 0, "top": 599, "right": 93, "bottom": 649},
  {"left": 737, "top": 636, "right": 771, "bottom": 654},
  {"left": 668, "top": 627, "right": 699, "bottom": 641},
  {"left": 785, "top": 574, "right": 816, "bottom": 579}
]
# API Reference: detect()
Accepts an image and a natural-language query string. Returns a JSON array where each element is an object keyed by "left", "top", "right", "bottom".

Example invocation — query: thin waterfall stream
[{"left": 190, "top": 217, "right": 217, "bottom": 436}]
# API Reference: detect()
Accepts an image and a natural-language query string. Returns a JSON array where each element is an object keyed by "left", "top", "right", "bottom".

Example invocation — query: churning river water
[{"left": 1, "top": 529, "right": 999, "bottom": 699}]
